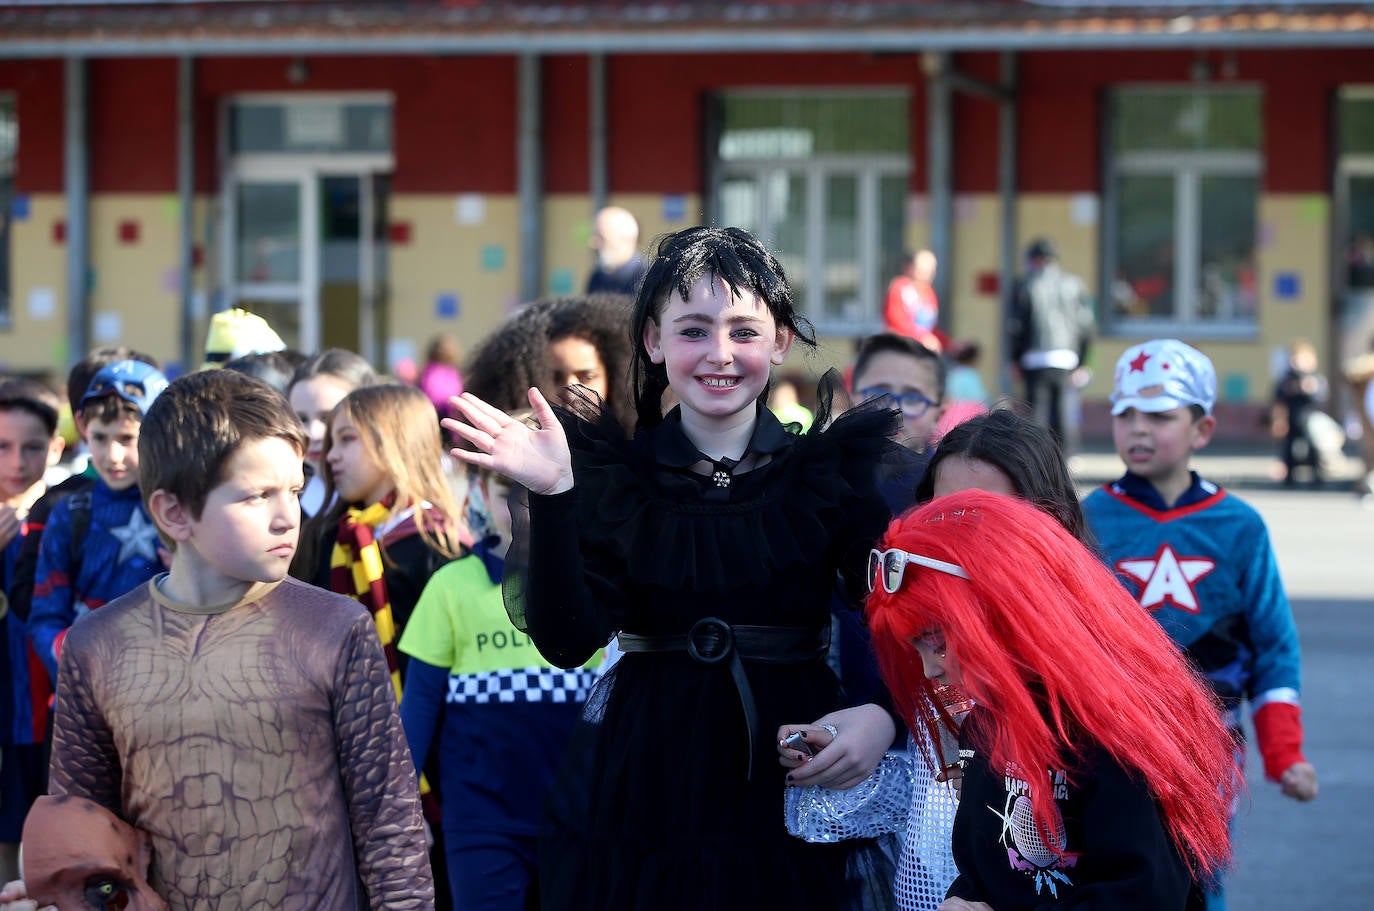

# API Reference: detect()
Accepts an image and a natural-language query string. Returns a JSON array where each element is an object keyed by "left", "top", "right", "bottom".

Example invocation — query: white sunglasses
[{"left": 867, "top": 548, "right": 970, "bottom": 594}]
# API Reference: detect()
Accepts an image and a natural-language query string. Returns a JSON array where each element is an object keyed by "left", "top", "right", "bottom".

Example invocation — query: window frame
[
  {"left": 1102, "top": 85, "right": 1263, "bottom": 340},
  {"left": 709, "top": 88, "right": 911, "bottom": 336}
]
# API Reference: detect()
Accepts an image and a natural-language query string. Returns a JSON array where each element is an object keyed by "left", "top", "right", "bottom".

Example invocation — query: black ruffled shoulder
[{"left": 552, "top": 372, "right": 905, "bottom": 596}]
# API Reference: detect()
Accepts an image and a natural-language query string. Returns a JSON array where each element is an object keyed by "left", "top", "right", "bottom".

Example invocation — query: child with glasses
[
  {"left": 868, "top": 490, "right": 1236, "bottom": 911},
  {"left": 782, "top": 408, "right": 1095, "bottom": 911},
  {"left": 445, "top": 226, "right": 905, "bottom": 910},
  {"left": 851, "top": 333, "right": 946, "bottom": 461}
]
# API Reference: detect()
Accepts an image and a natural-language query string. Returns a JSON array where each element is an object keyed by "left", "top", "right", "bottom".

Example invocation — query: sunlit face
[
  {"left": 288, "top": 375, "right": 353, "bottom": 473},
  {"left": 546, "top": 336, "right": 609, "bottom": 402},
  {"left": 326, "top": 411, "right": 392, "bottom": 506},
  {"left": 854, "top": 351, "right": 943, "bottom": 451},
  {"left": 1112, "top": 406, "right": 1213, "bottom": 492},
  {"left": 933, "top": 455, "right": 1017, "bottom": 499},
  {"left": 642, "top": 276, "right": 792, "bottom": 434},
  {"left": 182, "top": 437, "right": 303, "bottom": 598},
  {"left": 0, "top": 410, "right": 61, "bottom": 501},
  {"left": 85, "top": 414, "right": 142, "bottom": 492},
  {"left": 22, "top": 795, "right": 168, "bottom": 911}
]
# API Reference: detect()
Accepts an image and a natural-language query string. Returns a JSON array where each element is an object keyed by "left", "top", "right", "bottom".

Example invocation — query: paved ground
[{"left": 1074, "top": 442, "right": 1374, "bottom": 909}]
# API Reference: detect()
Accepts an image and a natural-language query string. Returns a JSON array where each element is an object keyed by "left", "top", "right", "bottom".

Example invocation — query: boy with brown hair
[{"left": 48, "top": 369, "right": 432, "bottom": 909}]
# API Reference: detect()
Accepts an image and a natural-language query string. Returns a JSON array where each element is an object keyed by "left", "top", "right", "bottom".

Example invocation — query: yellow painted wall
[
  {"left": 0, "top": 194, "right": 68, "bottom": 377},
  {"left": 1, "top": 193, "right": 211, "bottom": 380},
  {"left": 386, "top": 193, "right": 522, "bottom": 371}
]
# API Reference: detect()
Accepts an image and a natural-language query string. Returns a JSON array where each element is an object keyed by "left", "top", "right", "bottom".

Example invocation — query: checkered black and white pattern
[{"left": 446, "top": 668, "right": 599, "bottom": 704}]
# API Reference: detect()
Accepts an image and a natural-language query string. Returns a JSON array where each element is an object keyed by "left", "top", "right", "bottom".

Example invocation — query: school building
[{"left": 3, "top": 1, "right": 1374, "bottom": 438}]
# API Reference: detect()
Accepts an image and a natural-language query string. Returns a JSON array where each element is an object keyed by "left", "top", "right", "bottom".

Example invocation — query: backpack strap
[{"left": 65, "top": 490, "right": 93, "bottom": 583}]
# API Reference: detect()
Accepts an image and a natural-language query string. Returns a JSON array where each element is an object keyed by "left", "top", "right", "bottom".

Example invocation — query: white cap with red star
[{"left": 1110, "top": 339, "right": 1217, "bottom": 416}]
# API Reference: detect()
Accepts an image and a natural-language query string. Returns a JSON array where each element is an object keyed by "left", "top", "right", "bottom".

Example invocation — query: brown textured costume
[{"left": 49, "top": 576, "right": 434, "bottom": 911}]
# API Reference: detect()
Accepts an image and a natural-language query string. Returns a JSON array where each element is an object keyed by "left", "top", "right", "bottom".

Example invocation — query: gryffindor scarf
[{"left": 329, "top": 498, "right": 403, "bottom": 701}]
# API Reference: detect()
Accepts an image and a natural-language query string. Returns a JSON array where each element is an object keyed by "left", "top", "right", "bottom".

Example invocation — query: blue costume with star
[
  {"left": 1084, "top": 472, "right": 1302, "bottom": 725},
  {"left": 30, "top": 479, "right": 163, "bottom": 688}
]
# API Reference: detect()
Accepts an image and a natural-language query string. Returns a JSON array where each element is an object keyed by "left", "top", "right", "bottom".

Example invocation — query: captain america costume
[
  {"left": 29, "top": 478, "right": 163, "bottom": 689},
  {"left": 1083, "top": 470, "right": 1306, "bottom": 783}
]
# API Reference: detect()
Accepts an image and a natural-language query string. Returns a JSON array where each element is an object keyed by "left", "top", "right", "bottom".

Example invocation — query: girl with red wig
[{"left": 867, "top": 490, "right": 1236, "bottom": 911}]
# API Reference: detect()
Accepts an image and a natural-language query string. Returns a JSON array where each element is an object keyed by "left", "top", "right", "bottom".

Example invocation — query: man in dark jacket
[{"left": 1007, "top": 237, "right": 1096, "bottom": 449}]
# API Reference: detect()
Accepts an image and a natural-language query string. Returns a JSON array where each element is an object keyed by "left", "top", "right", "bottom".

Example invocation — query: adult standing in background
[
  {"left": 586, "top": 206, "right": 647, "bottom": 296},
  {"left": 1008, "top": 237, "right": 1096, "bottom": 450},
  {"left": 882, "top": 249, "right": 943, "bottom": 353}
]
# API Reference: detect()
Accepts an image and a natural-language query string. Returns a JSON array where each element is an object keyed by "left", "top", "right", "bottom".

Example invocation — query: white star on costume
[
  {"left": 109, "top": 509, "right": 161, "bottom": 565},
  {"left": 1116, "top": 544, "right": 1216, "bottom": 614}
]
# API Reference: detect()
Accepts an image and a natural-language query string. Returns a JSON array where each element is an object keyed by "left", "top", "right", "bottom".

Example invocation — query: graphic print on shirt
[
  {"left": 991, "top": 763, "right": 1077, "bottom": 898},
  {"left": 108, "top": 509, "right": 161, "bottom": 565},
  {"left": 1114, "top": 543, "right": 1216, "bottom": 613}
]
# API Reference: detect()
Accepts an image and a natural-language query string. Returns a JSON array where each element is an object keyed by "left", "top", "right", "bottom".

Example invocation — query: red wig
[{"left": 867, "top": 490, "right": 1237, "bottom": 880}]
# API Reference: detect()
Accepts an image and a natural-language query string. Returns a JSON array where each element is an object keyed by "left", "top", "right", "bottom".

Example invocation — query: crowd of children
[{"left": 0, "top": 224, "right": 1319, "bottom": 911}]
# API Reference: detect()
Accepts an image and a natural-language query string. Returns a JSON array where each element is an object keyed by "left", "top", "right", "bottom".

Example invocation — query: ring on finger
[{"left": 819, "top": 723, "right": 839, "bottom": 739}]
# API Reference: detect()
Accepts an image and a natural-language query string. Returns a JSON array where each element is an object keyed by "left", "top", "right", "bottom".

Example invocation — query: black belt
[{"left": 616, "top": 617, "right": 830, "bottom": 778}]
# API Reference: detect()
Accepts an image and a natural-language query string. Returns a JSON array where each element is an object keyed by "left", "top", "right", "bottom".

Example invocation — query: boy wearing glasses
[
  {"left": 852, "top": 333, "right": 944, "bottom": 453},
  {"left": 30, "top": 360, "right": 170, "bottom": 688}
]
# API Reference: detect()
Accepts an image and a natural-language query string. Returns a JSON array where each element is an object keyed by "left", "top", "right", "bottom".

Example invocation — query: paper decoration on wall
[
  {"left": 954, "top": 196, "right": 976, "bottom": 223},
  {"left": 1298, "top": 197, "right": 1325, "bottom": 224},
  {"left": 10, "top": 194, "right": 29, "bottom": 221},
  {"left": 550, "top": 268, "right": 575, "bottom": 296},
  {"left": 93, "top": 312, "right": 122, "bottom": 343},
  {"left": 662, "top": 195, "right": 687, "bottom": 223},
  {"left": 436, "top": 293, "right": 460, "bottom": 320},
  {"left": 976, "top": 271, "right": 999, "bottom": 296},
  {"left": 573, "top": 219, "right": 591, "bottom": 246},
  {"left": 118, "top": 220, "right": 140, "bottom": 245},
  {"left": 162, "top": 269, "right": 180, "bottom": 294},
  {"left": 1222, "top": 372, "right": 1249, "bottom": 402},
  {"left": 1258, "top": 223, "right": 1275, "bottom": 249},
  {"left": 455, "top": 194, "right": 486, "bottom": 226},
  {"left": 388, "top": 222, "right": 413, "bottom": 245},
  {"left": 52, "top": 220, "right": 65, "bottom": 244},
  {"left": 27, "top": 288, "right": 55, "bottom": 320},
  {"left": 1274, "top": 271, "right": 1301, "bottom": 300},
  {"left": 1070, "top": 194, "right": 1099, "bottom": 226},
  {"left": 386, "top": 338, "right": 418, "bottom": 372},
  {"left": 162, "top": 196, "right": 179, "bottom": 221},
  {"left": 481, "top": 245, "right": 506, "bottom": 271}
]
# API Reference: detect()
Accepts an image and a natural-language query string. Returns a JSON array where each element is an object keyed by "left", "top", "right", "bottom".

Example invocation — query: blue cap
[
  {"left": 81, "top": 360, "right": 169, "bottom": 417},
  {"left": 1111, "top": 339, "right": 1216, "bottom": 416}
]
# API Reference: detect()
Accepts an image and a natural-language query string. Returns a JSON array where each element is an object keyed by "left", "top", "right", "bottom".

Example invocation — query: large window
[
  {"left": 0, "top": 94, "right": 14, "bottom": 327},
  {"left": 1105, "top": 88, "right": 1262, "bottom": 336},
  {"left": 712, "top": 91, "right": 909, "bottom": 334}
]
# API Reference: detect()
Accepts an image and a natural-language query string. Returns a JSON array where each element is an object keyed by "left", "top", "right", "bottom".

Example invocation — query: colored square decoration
[
  {"left": 481, "top": 245, "right": 506, "bottom": 272},
  {"left": 1273, "top": 272, "right": 1300, "bottom": 300},
  {"left": 118, "top": 220, "right": 140, "bottom": 244},
  {"left": 662, "top": 195, "right": 687, "bottom": 223},
  {"left": 550, "top": 268, "right": 575, "bottom": 296},
  {"left": 52, "top": 220, "right": 66, "bottom": 244},
  {"left": 976, "top": 271, "right": 999, "bottom": 296},
  {"left": 389, "top": 222, "right": 413, "bottom": 244},
  {"left": 436, "top": 293, "right": 460, "bottom": 320},
  {"left": 10, "top": 194, "right": 29, "bottom": 221}
]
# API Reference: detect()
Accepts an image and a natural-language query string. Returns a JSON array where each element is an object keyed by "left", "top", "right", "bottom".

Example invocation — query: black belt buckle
[{"left": 685, "top": 616, "right": 733, "bottom": 664}]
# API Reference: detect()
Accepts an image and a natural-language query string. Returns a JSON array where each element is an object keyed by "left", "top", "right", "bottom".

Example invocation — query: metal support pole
[
  {"left": 589, "top": 52, "right": 607, "bottom": 215},
  {"left": 518, "top": 53, "right": 543, "bottom": 303},
  {"left": 64, "top": 56, "right": 89, "bottom": 364},
  {"left": 177, "top": 55, "right": 196, "bottom": 369},
  {"left": 925, "top": 52, "right": 953, "bottom": 322},
  {"left": 998, "top": 51, "right": 1019, "bottom": 394}
]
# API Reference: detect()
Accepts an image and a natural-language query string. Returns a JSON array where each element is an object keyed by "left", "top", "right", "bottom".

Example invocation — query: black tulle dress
[{"left": 504, "top": 393, "right": 901, "bottom": 910}]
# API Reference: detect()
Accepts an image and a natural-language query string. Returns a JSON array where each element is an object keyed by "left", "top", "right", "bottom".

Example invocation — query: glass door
[
  {"left": 226, "top": 164, "right": 318, "bottom": 351},
  {"left": 225, "top": 164, "right": 389, "bottom": 359}
]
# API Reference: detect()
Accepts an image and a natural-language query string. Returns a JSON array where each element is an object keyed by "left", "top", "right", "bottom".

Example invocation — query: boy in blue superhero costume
[
  {"left": 29, "top": 360, "right": 170, "bottom": 686},
  {"left": 1083, "top": 339, "right": 1318, "bottom": 911}
]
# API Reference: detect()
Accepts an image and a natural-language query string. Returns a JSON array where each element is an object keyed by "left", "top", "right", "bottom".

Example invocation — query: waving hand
[{"left": 443, "top": 389, "right": 574, "bottom": 495}]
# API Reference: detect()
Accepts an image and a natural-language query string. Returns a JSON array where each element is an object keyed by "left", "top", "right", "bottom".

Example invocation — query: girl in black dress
[{"left": 446, "top": 226, "right": 903, "bottom": 910}]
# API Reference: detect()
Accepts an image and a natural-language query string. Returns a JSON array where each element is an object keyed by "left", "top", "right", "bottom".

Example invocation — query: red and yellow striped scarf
[{"left": 329, "top": 499, "right": 403, "bottom": 701}]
